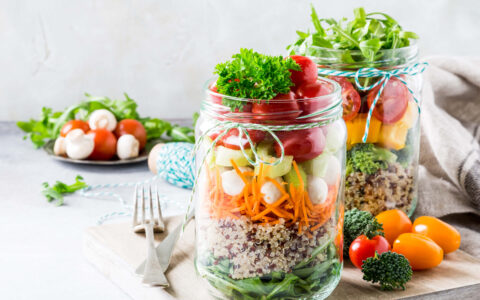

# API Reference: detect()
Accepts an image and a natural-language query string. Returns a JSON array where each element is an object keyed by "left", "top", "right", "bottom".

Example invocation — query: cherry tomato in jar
[
  {"left": 209, "top": 85, "right": 223, "bottom": 105},
  {"left": 289, "top": 55, "right": 318, "bottom": 89},
  {"left": 60, "top": 120, "right": 90, "bottom": 137},
  {"left": 367, "top": 77, "right": 408, "bottom": 124},
  {"left": 274, "top": 127, "right": 325, "bottom": 163},
  {"left": 393, "top": 233, "right": 443, "bottom": 270},
  {"left": 209, "top": 83, "right": 252, "bottom": 113},
  {"left": 252, "top": 91, "right": 300, "bottom": 119},
  {"left": 114, "top": 119, "right": 147, "bottom": 150},
  {"left": 327, "top": 76, "right": 361, "bottom": 122},
  {"left": 211, "top": 128, "right": 265, "bottom": 150},
  {"left": 87, "top": 129, "right": 117, "bottom": 160},
  {"left": 376, "top": 209, "right": 412, "bottom": 245},
  {"left": 349, "top": 235, "right": 391, "bottom": 269},
  {"left": 296, "top": 81, "right": 333, "bottom": 116},
  {"left": 412, "top": 216, "right": 461, "bottom": 254}
]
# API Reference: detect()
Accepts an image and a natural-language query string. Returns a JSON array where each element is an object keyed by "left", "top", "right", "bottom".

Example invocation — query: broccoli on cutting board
[
  {"left": 346, "top": 143, "right": 397, "bottom": 175},
  {"left": 362, "top": 251, "right": 413, "bottom": 291},
  {"left": 343, "top": 209, "right": 384, "bottom": 257}
]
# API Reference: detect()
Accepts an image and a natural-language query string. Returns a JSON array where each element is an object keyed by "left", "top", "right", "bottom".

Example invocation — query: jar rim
[{"left": 201, "top": 77, "right": 343, "bottom": 123}]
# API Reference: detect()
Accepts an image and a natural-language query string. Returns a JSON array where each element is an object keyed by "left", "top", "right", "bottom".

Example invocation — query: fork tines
[{"left": 133, "top": 183, "right": 165, "bottom": 233}]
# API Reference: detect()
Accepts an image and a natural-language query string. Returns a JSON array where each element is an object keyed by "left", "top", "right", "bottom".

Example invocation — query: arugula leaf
[
  {"left": 288, "top": 6, "right": 418, "bottom": 66},
  {"left": 42, "top": 175, "right": 88, "bottom": 206},
  {"left": 214, "top": 49, "right": 300, "bottom": 111}
]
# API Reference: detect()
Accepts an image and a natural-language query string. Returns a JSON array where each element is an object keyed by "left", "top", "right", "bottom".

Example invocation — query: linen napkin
[{"left": 417, "top": 56, "right": 480, "bottom": 257}]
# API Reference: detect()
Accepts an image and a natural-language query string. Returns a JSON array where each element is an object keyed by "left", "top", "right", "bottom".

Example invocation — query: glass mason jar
[
  {"left": 194, "top": 77, "right": 346, "bottom": 300},
  {"left": 306, "top": 44, "right": 423, "bottom": 217}
]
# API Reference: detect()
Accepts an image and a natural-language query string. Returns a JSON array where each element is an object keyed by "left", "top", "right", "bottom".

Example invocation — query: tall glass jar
[
  {"left": 194, "top": 77, "right": 346, "bottom": 299},
  {"left": 307, "top": 44, "right": 423, "bottom": 217}
]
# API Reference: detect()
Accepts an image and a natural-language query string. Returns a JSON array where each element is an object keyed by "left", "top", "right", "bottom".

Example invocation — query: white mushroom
[
  {"left": 220, "top": 167, "right": 252, "bottom": 196},
  {"left": 261, "top": 178, "right": 283, "bottom": 204},
  {"left": 53, "top": 137, "right": 67, "bottom": 156},
  {"left": 88, "top": 109, "right": 117, "bottom": 131},
  {"left": 65, "top": 129, "right": 94, "bottom": 160},
  {"left": 117, "top": 134, "right": 140, "bottom": 160},
  {"left": 307, "top": 176, "right": 329, "bottom": 205},
  {"left": 321, "top": 155, "right": 341, "bottom": 186}
]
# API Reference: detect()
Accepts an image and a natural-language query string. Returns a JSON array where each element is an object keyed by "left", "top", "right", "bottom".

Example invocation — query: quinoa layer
[
  {"left": 197, "top": 217, "right": 335, "bottom": 279},
  {"left": 345, "top": 162, "right": 414, "bottom": 216}
]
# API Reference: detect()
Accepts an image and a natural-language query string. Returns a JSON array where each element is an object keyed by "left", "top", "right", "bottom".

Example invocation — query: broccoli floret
[
  {"left": 346, "top": 143, "right": 397, "bottom": 175},
  {"left": 392, "top": 145, "right": 414, "bottom": 168},
  {"left": 343, "top": 209, "right": 384, "bottom": 258},
  {"left": 362, "top": 251, "right": 412, "bottom": 291}
]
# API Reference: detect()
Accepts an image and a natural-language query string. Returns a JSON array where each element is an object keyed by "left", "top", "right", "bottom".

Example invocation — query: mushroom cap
[
  {"left": 117, "top": 134, "right": 140, "bottom": 160},
  {"left": 88, "top": 109, "right": 117, "bottom": 131}
]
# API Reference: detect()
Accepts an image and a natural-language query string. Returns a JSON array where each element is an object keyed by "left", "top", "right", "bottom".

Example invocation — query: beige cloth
[{"left": 417, "top": 56, "right": 480, "bottom": 257}]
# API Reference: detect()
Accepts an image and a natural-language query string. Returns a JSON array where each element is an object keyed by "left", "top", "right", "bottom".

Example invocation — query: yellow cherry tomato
[
  {"left": 393, "top": 233, "right": 443, "bottom": 270},
  {"left": 376, "top": 209, "right": 412, "bottom": 245},
  {"left": 412, "top": 216, "right": 461, "bottom": 254}
]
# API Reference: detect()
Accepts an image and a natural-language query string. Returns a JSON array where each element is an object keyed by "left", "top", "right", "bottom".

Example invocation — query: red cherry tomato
[
  {"left": 296, "top": 81, "right": 333, "bottom": 116},
  {"left": 209, "top": 85, "right": 223, "bottom": 105},
  {"left": 209, "top": 83, "right": 252, "bottom": 113},
  {"left": 252, "top": 91, "right": 300, "bottom": 119},
  {"left": 114, "top": 119, "right": 147, "bottom": 150},
  {"left": 328, "top": 76, "right": 361, "bottom": 122},
  {"left": 210, "top": 128, "right": 265, "bottom": 150},
  {"left": 367, "top": 77, "right": 408, "bottom": 124},
  {"left": 349, "top": 235, "right": 391, "bottom": 269},
  {"left": 87, "top": 129, "right": 117, "bottom": 160},
  {"left": 289, "top": 55, "right": 318, "bottom": 89},
  {"left": 60, "top": 120, "right": 90, "bottom": 137},
  {"left": 274, "top": 127, "right": 325, "bottom": 163}
]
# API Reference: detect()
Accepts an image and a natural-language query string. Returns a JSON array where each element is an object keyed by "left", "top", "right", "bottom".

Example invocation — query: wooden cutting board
[{"left": 83, "top": 216, "right": 480, "bottom": 300}]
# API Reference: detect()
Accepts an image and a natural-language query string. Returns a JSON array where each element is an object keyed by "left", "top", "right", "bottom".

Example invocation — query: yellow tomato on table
[
  {"left": 412, "top": 216, "right": 461, "bottom": 254},
  {"left": 376, "top": 209, "right": 412, "bottom": 245},
  {"left": 393, "top": 233, "right": 443, "bottom": 270}
]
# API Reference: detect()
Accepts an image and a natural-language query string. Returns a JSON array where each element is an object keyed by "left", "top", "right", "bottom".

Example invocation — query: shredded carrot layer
[{"left": 204, "top": 159, "right": 340, "bottom": 233}]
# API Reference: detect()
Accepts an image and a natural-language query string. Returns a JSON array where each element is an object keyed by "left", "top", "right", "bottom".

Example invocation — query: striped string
[
  {"left": 317, "top": 62, "right": 428, "bottom": 142},
  {"left": 79, "top": 175, "right": 160, "bottom": 225}
]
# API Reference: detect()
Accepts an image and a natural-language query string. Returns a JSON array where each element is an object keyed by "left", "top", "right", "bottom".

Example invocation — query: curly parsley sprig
[{"left": 214, "top": 49, "right": 300, "bottom": 111}]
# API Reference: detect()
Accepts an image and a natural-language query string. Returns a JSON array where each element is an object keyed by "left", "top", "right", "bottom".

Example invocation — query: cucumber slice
[
  {"left": 215, "top": 146, "right": 253, "bottom": 167},
  {"left": 284, "top": 163, "right": 307, "bottom": 188},
  {"left": 254, "top": 142, "right": 293, "bottom": 178},
  {"left": 301, "top": 152, "right": 330, "bottom": 177}
]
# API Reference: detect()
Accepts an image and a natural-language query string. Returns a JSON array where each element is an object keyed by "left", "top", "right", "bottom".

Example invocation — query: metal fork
[{"left": 133, "top": 183, "right": 168, "bottom": 287}]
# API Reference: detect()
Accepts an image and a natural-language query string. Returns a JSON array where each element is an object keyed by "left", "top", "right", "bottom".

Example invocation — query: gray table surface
[{"left": 0, "top": 121, "right": 191, "bottom": 299}]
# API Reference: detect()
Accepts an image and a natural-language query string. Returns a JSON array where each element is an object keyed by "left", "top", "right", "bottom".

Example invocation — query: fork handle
[{"left": 142, "top": 222, "right": 169, "bottom": 287}]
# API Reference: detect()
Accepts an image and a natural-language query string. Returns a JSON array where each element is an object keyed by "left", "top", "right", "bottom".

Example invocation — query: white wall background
[{"left": 1, "top": 0, "right": 479, "bottom": 121}]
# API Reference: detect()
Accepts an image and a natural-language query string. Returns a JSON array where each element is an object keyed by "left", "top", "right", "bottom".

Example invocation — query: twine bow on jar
[{"left": 317, "top": 62, "right": 428, "bottom": 142}]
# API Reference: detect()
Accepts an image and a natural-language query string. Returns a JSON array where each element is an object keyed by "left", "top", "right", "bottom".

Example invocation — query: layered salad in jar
[
  {"left": 194, "top": 49, "right": 346, "bottom": 299},
  {"left": 287, "top": 6, "right": 422, "bottom": 216}
]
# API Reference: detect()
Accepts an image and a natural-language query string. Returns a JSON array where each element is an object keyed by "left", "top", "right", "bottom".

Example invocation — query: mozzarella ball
[
  {"left": 261, "top": 179, "right": 283, "bottom": 204},
  {"left": 221, "top": 170, "right": 245, "bottom": 196},
  {"left": 322, "top": 155, "right": 341, "bottom": 186},
  {"left": 307, "top": 176, "right": 329, "bottom": 205}
]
